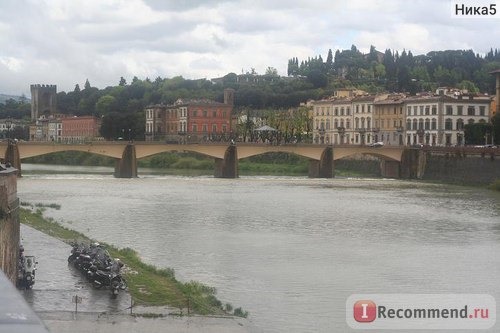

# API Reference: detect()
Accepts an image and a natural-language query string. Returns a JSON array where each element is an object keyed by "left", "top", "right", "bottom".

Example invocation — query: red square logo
[{"left": 353, "top": 300, "right": 376, "bottom": 322}]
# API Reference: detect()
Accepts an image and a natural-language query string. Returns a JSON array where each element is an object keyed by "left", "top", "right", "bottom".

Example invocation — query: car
[{"left": 368, "top": 142, "right": 384, "bottom": 147}]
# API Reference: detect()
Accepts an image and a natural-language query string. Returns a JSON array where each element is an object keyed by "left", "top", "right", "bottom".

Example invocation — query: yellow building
[{"left": 373, "top": 94, "right": 406, "bottom": 145}]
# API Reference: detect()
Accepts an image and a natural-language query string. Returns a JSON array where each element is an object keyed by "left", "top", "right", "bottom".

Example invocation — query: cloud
[{"left": 0, "top": 0, "right": 498, "bottom": 95}]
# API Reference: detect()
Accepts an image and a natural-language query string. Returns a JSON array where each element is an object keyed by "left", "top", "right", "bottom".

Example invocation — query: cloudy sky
[{"left": 0, "top": 0, "right": 498, "bottom": 96}]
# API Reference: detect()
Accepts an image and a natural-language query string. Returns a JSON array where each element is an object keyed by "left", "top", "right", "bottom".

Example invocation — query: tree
[
  {"left": 457, "top": 80, "right": 479, "bottom": 93},
  {"left": 96, "top": 95, "right": 117, "bottom": 116},
  {"left": 464, "top": 122, "right": 492, "bottom": 145},
  {"left": 119, "top": 77, "right": 127, "bottom": 86},
  {"left": 265, "top": 67, "right": 278, "bottom": 76}
]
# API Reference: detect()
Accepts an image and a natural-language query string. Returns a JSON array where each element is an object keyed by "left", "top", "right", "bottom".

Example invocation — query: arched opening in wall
[
  {"left": 334, "top": 153, "right": 381, "bottom": 177},
  {"left": 239, "top": 152, "right": 308, "bottom": 176},
  {"left": 138, "top": 151, "right": 215, "bottom": 176},
  {"left": 22, "top": 151, "right": 116, "bottom": 174}
]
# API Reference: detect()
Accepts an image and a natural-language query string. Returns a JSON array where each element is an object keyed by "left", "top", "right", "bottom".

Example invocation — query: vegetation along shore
[{"left": 20, "top": 204, "right": 248, "bottom": 318}]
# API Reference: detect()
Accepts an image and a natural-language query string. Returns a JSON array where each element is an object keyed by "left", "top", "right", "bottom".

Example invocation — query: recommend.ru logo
[{"left": 346, "top": 294, "right": 496, "bottom": 329}]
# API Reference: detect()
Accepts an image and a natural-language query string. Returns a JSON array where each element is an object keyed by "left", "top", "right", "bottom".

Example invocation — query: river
[{"left": 17, "top": 164, "right": 500, "bottom": 332}]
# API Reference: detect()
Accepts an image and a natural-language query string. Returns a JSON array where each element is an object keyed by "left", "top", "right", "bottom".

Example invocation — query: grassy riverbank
[{"left": 20, "top": 206, "right": 248, "bottom": 317}]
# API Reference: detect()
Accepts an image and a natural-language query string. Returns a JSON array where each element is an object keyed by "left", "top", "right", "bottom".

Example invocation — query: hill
[{"left": 0, "top": 94, "right": 29, "bottom": 104}]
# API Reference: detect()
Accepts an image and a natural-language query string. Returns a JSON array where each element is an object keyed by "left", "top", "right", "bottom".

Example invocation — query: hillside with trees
[{"left": 1, "top": 45, "right": 499, "bottom": 141}]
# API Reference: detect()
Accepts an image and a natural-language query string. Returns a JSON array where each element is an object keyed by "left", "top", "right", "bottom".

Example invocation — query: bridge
[{"left": 0, "top": 141, "right": 497, "bottom": 179}]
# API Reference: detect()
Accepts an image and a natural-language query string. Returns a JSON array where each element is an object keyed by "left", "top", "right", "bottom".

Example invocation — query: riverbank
[
  {"left": 19, "top": 223, "right": 256, "bottom": 333},
  {"left": 20, "top": 206, "right": 248, "bottom": 318}
]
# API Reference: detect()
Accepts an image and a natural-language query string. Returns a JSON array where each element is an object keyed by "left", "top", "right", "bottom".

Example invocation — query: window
[
  {"left": 192, "top": 124, "right": 198, "bottom": 132},
  {"left": 456, "top": 118, "right": 464, "bottom": 130},
  {"left": 407, "top": 106, "right": 411, "bottom": 115},
  {"left": 406, "top": 120, "right": 411, "bottom": 130},
  {"left": 212, "top": 124, "right": 217, "bottom": 132},
  {"left": 413, "top": 106, "right": 418, "bottom": 115},
  {"left": 424, "top": 118, "right": 430, "bottom": 130},
  {"left": 222, "top": 124, "right": 227, "bottom": 132},
  {"left": 468, "top": 118, "right": 475, "bottom": 125},
  {"left": 431, "top": 119, "right": 437, "bottom": 130},
  {"left": 445, "top": 118, "right": 453, "bottom": 130},
  {"left": 355, "top": 118, "right": 359, "bottom": 129},
  {"left": 457, "top": 106, "right": 463, "bottom": 115},
  {"left": 346, "top": 119, "right": 350, "bottom": 129},
  {"left": 213, "top": 111, "right": 217, "bottom": 117},
  {"left": 446, "top": 105, "right": 452, "bottom": 115},
  {"left": 479, "top": 106, "right": 485, "bottom": 116},
  {"left": 368, "top": 105, "right": 371, "bottom": 113},
  {"left": 193, "top": 110, "right": 198, "bottom": 117},
  {"left": 202, "top": 124, "right": 208, "bottom": 132},
  {"left": 356, "top": 105, "right": 359, "bottom": 113},
  {"left": 340, "top": 107, "right": 344, "bottom": 116},
  {"left": 362, "top": 105, "right": 365, "bottom": 113},
  {"left": 326, "top": 119, "right": 330, "bottom": 130},
  {"left": 335, "top": 108, "right": 338, "bottom": 116},
  {"left": 346, "top": 107, "right": 351, "bottom": 115},
  {"left": 203, "top": 110, "right": 207, "bottom": 117},
  {"left": 432, "top": 106, "right": 437, "bottom": 115},
  {"left": 334, "top": 119, "right": 338, "bottom": 128},
  {"left": 425, "top": 106, "right": 430, "bottom": 115},
  {"left": 467, "top": 106, "right": 475, "bottom": 116},
  {"left": 418, "top": 119, "right": 424, "bottom": 130},
  {"left": 419, "top": 106, "right": 424, "bottom": 115}
]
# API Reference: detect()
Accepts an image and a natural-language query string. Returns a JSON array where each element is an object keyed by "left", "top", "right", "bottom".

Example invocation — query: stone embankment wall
[
  {"left": 0, "top": 166, "right": 19, "bottom": 283},
  {"left": 422, "top": 154, "right": 500, "bottom": 185}
]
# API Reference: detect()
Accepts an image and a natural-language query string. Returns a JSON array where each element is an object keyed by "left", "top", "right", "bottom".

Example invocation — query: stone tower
[
  {"left": 223, "top": 88, "right": 235, "bottom": 105},
  {"left": 30, "top": 84, "right": 57, "bottom": 121}
]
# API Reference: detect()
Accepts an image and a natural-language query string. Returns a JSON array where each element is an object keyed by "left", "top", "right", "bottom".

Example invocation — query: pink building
[{"left": 61, "top": 116, "right": 101, "bottom": 143}]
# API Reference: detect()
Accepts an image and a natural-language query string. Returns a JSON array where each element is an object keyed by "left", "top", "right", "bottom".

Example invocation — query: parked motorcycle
[
  {"left": 17, "top": 255, "right": 37, "bottom": 290},
  {"left": 69, "top": 243, "right": 126, "bottom": 297}
]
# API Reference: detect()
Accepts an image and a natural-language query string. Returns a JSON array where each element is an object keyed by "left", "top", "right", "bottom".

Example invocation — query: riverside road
[{"left": 20, "top": 224, "right": 256, "bottom": 333}]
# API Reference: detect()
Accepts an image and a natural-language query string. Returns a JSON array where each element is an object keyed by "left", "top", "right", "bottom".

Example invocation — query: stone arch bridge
[{"left": 0, "top": 141, "right": 424, "bottom": 179}]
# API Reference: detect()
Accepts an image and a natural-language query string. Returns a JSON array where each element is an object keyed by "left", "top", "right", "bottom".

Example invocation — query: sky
[{"left": 0, "top": 0, "right": 498, "bottom": 96}]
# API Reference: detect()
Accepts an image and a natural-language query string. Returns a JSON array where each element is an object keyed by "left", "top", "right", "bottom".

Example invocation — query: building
[
  {"left": 145, "top": 89, "right": 234, "bottom": 143},
  {"left": 61, "top": 116, "right": 101, "bottom": 143},
  {"left": 352, "top": 95, "right": 375, "bottom": 145},
  {"left": 312, "top": 95, "right": 377, "bottom": 145},
  {"left": 311, "top": 89, "right": 492, "bottom": 147},
  {"left": 405, "top": 93, "right": 491, "bottom": 146},
  {"left": 373, "top": 94, "right": 406, "bottom": 145},
  {"left": 0, "top": 164, "right": 19, "bottom": 283}
]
